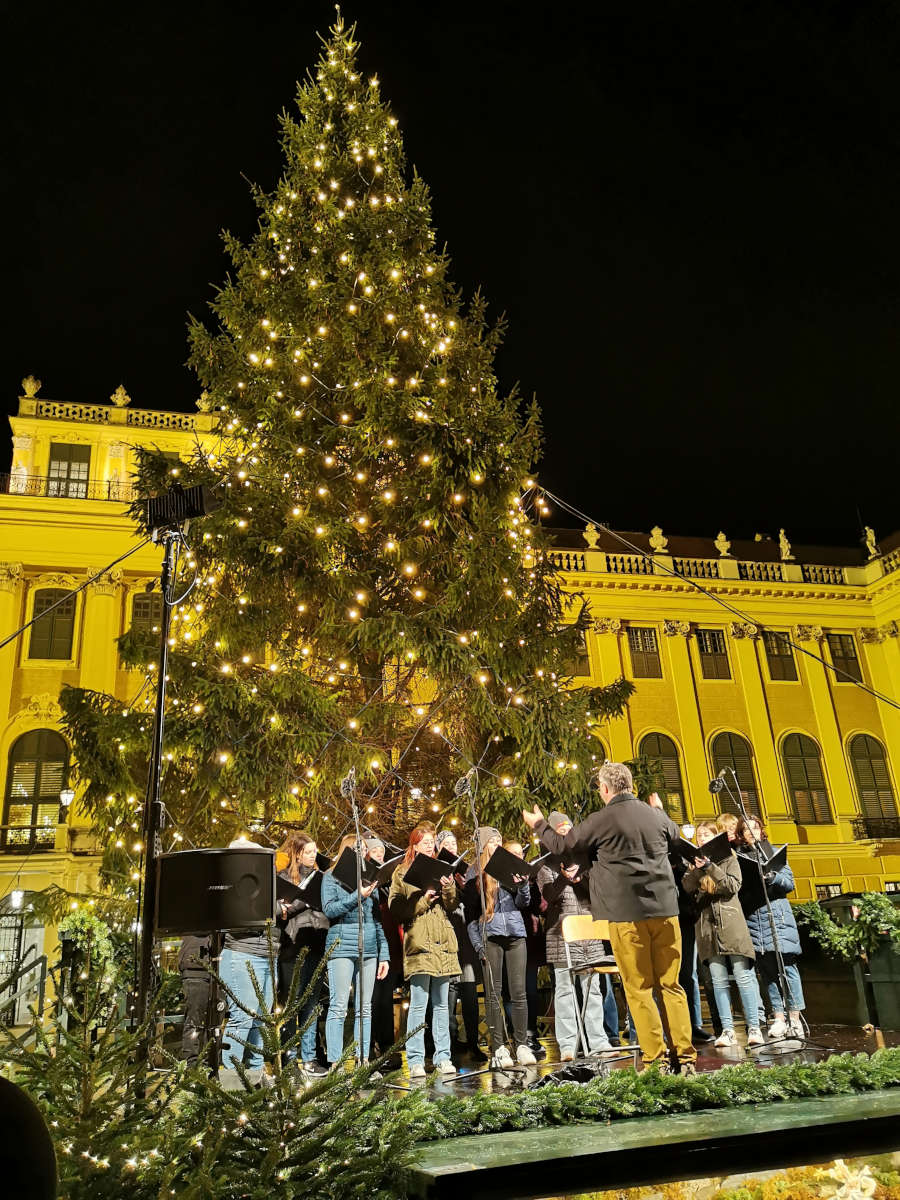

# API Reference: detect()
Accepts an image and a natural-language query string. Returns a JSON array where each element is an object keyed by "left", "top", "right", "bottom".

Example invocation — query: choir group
[{"left": 180, "top": 770, "right": 805, "bottom": 1085}]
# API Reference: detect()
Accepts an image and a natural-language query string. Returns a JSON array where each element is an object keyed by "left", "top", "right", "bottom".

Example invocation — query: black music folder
[
  {"left": 737, "top": 845, "right": 789, "bottom": 908},
  {"left": 402, "top": 852, "right": 453, "bottom": 893},
  {"left": 674, "top": 830, "right": 733, "bottom": 865},
  {"left": 530, "top": 849, "right": 591, "bottom": 876},
  {"left": 484, "top": 845, "right": 540, "bottom": 889},
  {"left": 331, "top": 846, "right": 379, "bottom": 892},
  {"left": 437, "top": 847, "right": 469, "bottom": 875},
  {"left": 374, "top": 853, "right": 404, "bottom": 886}
]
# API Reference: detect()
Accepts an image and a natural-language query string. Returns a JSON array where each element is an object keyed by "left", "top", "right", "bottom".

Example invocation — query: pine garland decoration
[{"left": 411, "top": 1049, "right": 900, "bottom": 1142}]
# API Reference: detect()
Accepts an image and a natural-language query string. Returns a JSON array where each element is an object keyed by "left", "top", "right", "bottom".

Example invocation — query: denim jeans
[
  {"left": 326, "top": 955, "right": 376, "bottom": 1063},
  {"left": 554, "top": 967, "right": 612, "bottom": 1055},
  {"left": 601, "top": 973, "right": 621, "bottom": 1040},
  {"left": 278, "top": 942, "right": 325, "bottom": 1063},
  {"left": 406, "top": 973, "right": 451, "bottom": 1066},
  {"left": 707, "top": 954, "right": 762, "bottom": 1031},
  {"left": 220, "top": 948, "right": 274, "bottom": 1070},
  {"left": 757, "top": 956, "right": 805, "bottom": 1013}
]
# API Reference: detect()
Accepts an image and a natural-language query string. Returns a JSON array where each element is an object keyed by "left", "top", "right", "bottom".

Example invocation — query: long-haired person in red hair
[{"left": 388, "top": 822, "right": 460, "bottom": 1079}]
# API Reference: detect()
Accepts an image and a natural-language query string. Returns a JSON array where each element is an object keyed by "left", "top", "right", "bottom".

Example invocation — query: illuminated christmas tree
[{"left": 61, "top": 14, "right": 632, "bottom": 869}]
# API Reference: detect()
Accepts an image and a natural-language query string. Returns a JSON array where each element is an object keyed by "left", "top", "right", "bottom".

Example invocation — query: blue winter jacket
[
  {"left": 740, "top": 858, "right": 802, "bottom": 956},
  {"left": 463, "top": 866, "right": 530, "bottom": 954},
  {"left": 321, "top": 871, "right": 389, "bottom": 962}
]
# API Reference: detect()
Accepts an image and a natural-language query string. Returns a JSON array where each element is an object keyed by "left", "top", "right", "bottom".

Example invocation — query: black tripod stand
[{"left": 714, "top": 768, "right": 831, "bottom": 1056}]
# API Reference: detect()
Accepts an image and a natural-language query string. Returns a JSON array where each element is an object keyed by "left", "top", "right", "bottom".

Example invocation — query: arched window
[
  {"left": 2, "top": 730, "right": 68, "bottom": 852},
  {"left": 29, "top": 588, "right": 76, "bottom": 660},
  {"left": 639, "top": 732, "right": 687, "bottom": 823},
  {"left": 850, "top": 735, "right": 897, "bottom": 824},
  {"left": 711, "top": 731, "right": 761, "bottom": 818},
  {"left": 782, "top": 734, "right": 832, "bottom": 824}
]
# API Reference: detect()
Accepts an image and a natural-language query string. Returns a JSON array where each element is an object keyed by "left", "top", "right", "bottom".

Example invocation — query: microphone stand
[{"left": 717, "top": 768, "right": 828, "bottom": 1055}]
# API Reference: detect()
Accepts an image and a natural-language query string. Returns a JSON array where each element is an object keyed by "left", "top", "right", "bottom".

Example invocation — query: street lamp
[{"left": 59, "top": 787, "right": 75, "bottom": 821}]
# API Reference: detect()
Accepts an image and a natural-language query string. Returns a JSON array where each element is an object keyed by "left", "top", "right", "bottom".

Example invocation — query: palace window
[
  {"left": 29, "top": 588, "right": 76, "bottom": 660},
  {"left": 628, "top": 627, "right": 662, "bottom": 678},
  {"left": 563, "top": 626, "right": 590, "bottom": 677},
  {"left": 782, "top": 733, "right": 832, "bottom": 824},
  {"left": 815, "top": 883, "right": 843, "bottom": 900},
  {"left": 47, "top": 443, "right": 91, "bottom": 499},
  {"left": 697, "top": 629, "right": 730, "bottom": 679},
  {"left": 711, "top": 731, "right": 761, "bottom": 818},
  {"left": 2, "top": 730, "right": 68, "bottom": 853},
  {"left": 763, "top": 630, "right": 797, "bottom": 681},
  {"left": 639, "top": 732, "right": 687, "bottom": 822},
  {"left": 849, "top": 734, "right": 897, "bottom": 821},
  {"left": 131, "top": 591, "right": 164, "bottom": 635},
  {"left": 826, "top": 633, "right": 862, "bottom": 683}
]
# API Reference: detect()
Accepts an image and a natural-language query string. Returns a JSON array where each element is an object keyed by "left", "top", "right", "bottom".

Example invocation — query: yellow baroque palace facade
[{"left": 1, "top": 377, "right": 899, "bottom": 1003}]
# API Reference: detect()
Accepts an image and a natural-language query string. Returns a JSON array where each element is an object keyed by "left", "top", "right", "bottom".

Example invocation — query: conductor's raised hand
[
  {"left": 522, "top": 804, "right": 544, "bottom": 829},
  {"left": 647, "top": 792, "right": 664, "bottom": 810}
]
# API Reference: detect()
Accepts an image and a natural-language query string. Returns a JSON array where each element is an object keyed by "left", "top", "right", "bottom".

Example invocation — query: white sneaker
[
  {"left": 490, "top": 1046, "right": 514, "bottom": 1069},
  {"left": 516, "top": 1043, "right": 537, "bottom": 1065},
  {"left": 560, "top": 1050, "right": 575, "bottom": 1062},
  {"left": 436, "top": 1059, "right": 457, "bottom": 1076},
  {"left": 408, "top": 1063, "right": 426, "bottom": 1079},
  {"left": 746, "top": 1027, "right": 765, "bottom": 1046},
  {"left": 789, "top": 1016, "right": 805, "bottom": 1039},
  {"left": 768, "top": 1017, "right": 788, "bottom": 1040},
  {"left": 714, "top": 1029, "right": 738, "bottom": 1047}
]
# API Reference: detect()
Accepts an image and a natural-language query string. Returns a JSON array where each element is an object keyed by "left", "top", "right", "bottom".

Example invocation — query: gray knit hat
[
  {"left": 473, "top": 826, "right": 502, "bottom": 854},
  {"left": 365, "top": 836, "right": 385, "bottom": 855},
  {"left": 547, "top": 810, "right": 571, "bottom": 833}
]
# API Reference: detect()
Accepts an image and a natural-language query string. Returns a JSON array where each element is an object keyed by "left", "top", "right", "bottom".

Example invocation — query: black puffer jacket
[{"left": 278, "top": 866, "right": 329, "bottom": 954}]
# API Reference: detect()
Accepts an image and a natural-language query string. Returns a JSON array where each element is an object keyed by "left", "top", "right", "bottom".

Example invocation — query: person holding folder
[
  {"left": 464, "top": 839, "right": 537, "bottom": 1068},
  {"left": 735, "top": 816, "right": 806, "bottom": 1039},
  {"left": 523, "top": 761, "right": 696, "bottom": 1074},
  {"left": 388, "top": 822, "right": 460, "bottom": 1079},
  {"left": 681, "top": 821, "right": 764, "bottom": 1048},
  {"left": 320, "top": 834, "right": 390, "bottom": 1068},
  {"left": 276, "top": 831, "right": 330, "bottom": 1076}
]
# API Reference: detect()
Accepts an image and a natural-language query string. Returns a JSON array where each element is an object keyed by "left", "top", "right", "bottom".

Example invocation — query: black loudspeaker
[{"left": 155, "top": 848, "right": 276, "bottom": 935}]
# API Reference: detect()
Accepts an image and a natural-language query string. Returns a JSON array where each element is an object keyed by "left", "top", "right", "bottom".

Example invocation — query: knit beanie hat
[
  {"left": 365, "top": 836, "right": 385, "bottom": 855},
  {"left": 435, "top": 830, "right": 457, "bottom": 852},
  {"left": 547, "top": 810, "right": 571, "bottom": 833},
  {"left": 473, "top": 826, "right": 502, "bottom": 854}
]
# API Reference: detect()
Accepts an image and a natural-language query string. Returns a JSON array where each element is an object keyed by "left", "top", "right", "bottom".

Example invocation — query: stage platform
[
  {"left": 409, "top": 1088, "right": 900, "bottom": 1200},
  {"left": 404, "top": 1024, "right": 900, "bottom": 1199}
]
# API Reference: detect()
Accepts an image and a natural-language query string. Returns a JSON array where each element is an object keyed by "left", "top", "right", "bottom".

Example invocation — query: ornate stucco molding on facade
[
  {"left": 662, "top": 620, "right": 691, "bottom": 637},
  {"left": 793, "top": 624, "right": 824, "bottom": 642},
  {"left": 17, "top": 693, "right": 62, "bottom": 724},
  {"left": 31, "top": 573, "right": 78, "bottom": 591},
  {"left": 0, "top": 563, "right": 24, "bottom": 593},
  {"left": 593, "top": 617, "right": 622, "bottom": 635},
  {"left": 87, "top": 566, "right": 123, "bottom": 597},
  {"left": 858, "top": 627, "right": 887, "bottom": 645},
  {"left": 730, "top": 622, "right": 760, "bottom": 639}
]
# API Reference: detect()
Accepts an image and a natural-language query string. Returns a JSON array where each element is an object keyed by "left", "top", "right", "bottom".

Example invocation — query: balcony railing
[
  {"left": 0, "top": 474, "right": 136, "bottom": 502},
  {"left": 851, "top": 816, "right": 900, "bottom": 840},
  {"left": 0, "top": 824, "right": 57, "bottom": 854}
]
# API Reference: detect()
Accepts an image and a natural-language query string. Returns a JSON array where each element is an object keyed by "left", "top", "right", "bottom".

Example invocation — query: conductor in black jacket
[{"left": 523, "top": 760, "right": 696, "bottom": 1072}]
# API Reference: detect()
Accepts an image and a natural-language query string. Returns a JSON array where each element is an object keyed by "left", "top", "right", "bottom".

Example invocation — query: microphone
[
  {"left": 708, "top": 769, "right": 727, "bottom": 794},
  {"left": 340, "top": 767, "right": 357, "bottom": 800},
  {"left": 454, "top": 768, "right": 476, "bottom": 798}
]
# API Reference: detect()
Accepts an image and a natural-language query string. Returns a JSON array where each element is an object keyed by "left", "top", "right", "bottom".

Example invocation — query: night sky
[{"left": 5, "top": 0, "right": 900, "bottom": 546}]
